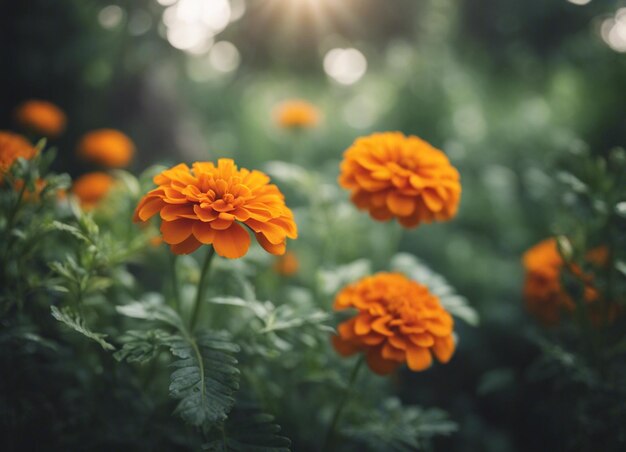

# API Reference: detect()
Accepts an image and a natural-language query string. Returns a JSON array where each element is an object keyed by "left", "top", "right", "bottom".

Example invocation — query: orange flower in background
[
  {"left": 73, "top": 172, "right": 115, "bottom": 210},
  {"left": 274, "top": 99, "right": 320, "bottom": 129},
  {"left": 523, "top": 238, "right": 612, "bottom": 325},
  {"left": 332, "top": 272, "right": 456, "bottom": 375},
  {"left": 133, "top": 158, "right": 298, "bottom": 259},
  {"left": 77, "top": 129, "right": 135, "bottom": 168},
  {"left": 339, "top": 132, "right": 461, "bottom": 228},
  {"left": 14, "top": 100, "right": 66, "bottom": 137},
  {"left": 274, "top": 251, "right": 299, "bottom": 276},
  {"left": 0, "top": 131, "right": 37, "bottom": 180}
]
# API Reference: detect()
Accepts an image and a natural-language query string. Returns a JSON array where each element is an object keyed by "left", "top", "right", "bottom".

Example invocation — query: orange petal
[
  {"left": 387, "top": 192, "right": 415, "bottom": 216},
  {"left": 209, "top": 217, "right": 233, "bottom": 230},
  {"left": 160, "top": 204, "right": 196, "bottom": 221},
  {"left": 381, "top": 342, "right": 406, "bottom": 361},
  {"left": 408, "top": 333, "right": 434, "bottom": 347},
  {"left": 426, "top": 318, "right": 453, "bottom": 337},
  {"left": 366, "top": 347, "right": 401, "bottom": 375},
  {"left": 212, "top": 223, "right": 251, "bottom": 259},
  {"left": 192, "top": 222, "right": 216, "bottom": 244},
  {"left": 255, "top": 233, "right": 286, "bottom": 255},
  {"left": 170, "top": 235, "right": 202, "bottom": 255},
  {"left": 245, "top": 218, "right": 286, "bottom": 244},
  {"left": 388, "top": 336, "right": 408, "bottom": 350},
  {"left": 432, "top": 335, "right": 455, "bottom": 363},
  {"left": 421, "top": 189, "right": 444, "bottom": 212},
  {"left": 354, "top": 315, "right": 372, "bottom": 335},
  {"left": 360, "top": 333, "right": 385, "bottom": 345},
  {"left": 337, "top": 319, "right": 357, "bottom": 340},
  {"left": 194, "top": 205, "right": 219, "bottom": 222},
  {"left": 332, "top": 335, "right": 360, "bottom": 357},
  {"left": 135, "top": 197, "right": 163, "bottom": 222},
  {"left": 406, "top": 345, "right": 432, "bottom": 371},
  {"left": 161, "top": 219, "right": 194, "bottom": 245},
  {"left": 371, "top": 315, "right": 394, "bottom": 336}
]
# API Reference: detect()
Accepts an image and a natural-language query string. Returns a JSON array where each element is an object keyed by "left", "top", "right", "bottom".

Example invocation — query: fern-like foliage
[
  {"left": 168, "top": 330, "right": 241, "bottom": 427},
  {"left": 343, "top": 398, "right": 457, "bottom": 452},
  {"left": 50, "top": 305, "right": 114, "bottom": 350},
  {"left": 203, "top": 403, "right": 291, "bottom": 452},
  {"left": 113, "top": 329, "right": 175, "bottom": 363}
]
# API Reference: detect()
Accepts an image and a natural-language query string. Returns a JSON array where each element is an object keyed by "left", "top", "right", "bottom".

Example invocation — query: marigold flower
[
  {"left": 14, "top": 100, "right": 66, "bottom": 137},
  {"left": 0, "top": 131, "right": 37, "bottom": 180},
  {"left": 274, "top": 99, "right": 320, "bottom": 129},
  {"left": 133, "top": 158, "right": 298, "bottom": 259},
  {"left": 523, "top": 238, "right": 614, "bottom": 325},
  {"left": 77, "top": 129, "right": 135, "bottom": 168},
  {"left": 332, "top": 272, "right": 456, "bottom": 375},
  {"left": 274, "top": 251, "right": 299, "bottom": 276},
  {"left": 73, "top": 172, "right": 115, "bottom": 210},
  {"left": 339, "top": 132, "right": 461, "bottom": 228}
]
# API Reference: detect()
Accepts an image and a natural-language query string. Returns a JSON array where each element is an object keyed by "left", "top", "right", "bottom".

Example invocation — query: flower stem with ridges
[{"left": 190, "top": 247, "right": 216, "bottom": 330}]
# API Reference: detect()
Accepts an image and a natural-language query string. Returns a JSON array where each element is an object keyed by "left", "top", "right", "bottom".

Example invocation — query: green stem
[
  {"left": 1, "top": 182, "right": 26, "bottom": 266},
  {"left": 322, "top": 356, "right": 364, "bottom": 451},
  {"left": 169, "top": 253, "right": 181, "bottom": 311},
  {"left": 190, "top": 247, "right": 216, "bottom": 330}
]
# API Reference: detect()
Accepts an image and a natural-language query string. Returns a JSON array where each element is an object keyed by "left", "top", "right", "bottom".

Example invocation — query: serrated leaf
[
  {"left": 48, "top": 221, "right": 90, "bottom": 243},
  {"left": 114, "top": 329, "right": 176, "bottom": 363},
  {"left": 318, "top": 259, "right": 372, "bottom": 295},
  {"left": 168, "top": 330, "right": 240, "bottom": 427},
  {"left": 203, "top": 403, "right": 291, "bottom": 452},
  {"left": 51, "top": 306, "right": 114, "bottom": 351},
  {"left": 116, "top": 295, "right": 184, "bottom": 329},
  {"left": 343, "top": 398, "right": 456, "bottom": 452}
]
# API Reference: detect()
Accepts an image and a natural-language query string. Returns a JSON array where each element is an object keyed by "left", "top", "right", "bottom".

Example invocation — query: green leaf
[
  {"left": 168, "top": 330, "right": 240, "bottom": 427},
  {"left": 50, "top": 306, "right": 115, "bottom": 351},
  {"left": 616, "top": 260, "right": 626, "bottom": 277},
  {"left": 116, "top": 294, "right": 184, "bottom": 330},
  {"left": 343, "top": 398, "right": 456, "bottom": 452},
  {"left": 114, "top": 329, "right": 175, "bottom": 363},
  {"left": 203, "top": 403, "right": 291, "bottom": 451},
  {"left": 317, "top": 259, "right": 372, "bottom": 295}
]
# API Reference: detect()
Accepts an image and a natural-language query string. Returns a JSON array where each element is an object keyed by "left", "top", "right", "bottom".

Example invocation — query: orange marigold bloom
[
  {"left": 77, "top": 129, "right": 135, "bottom": 168},
  {"left": 0, "top": 131, "right": 37, "bottom": 178},
  {"left": 14, "top": 100, "right": 66, "bottom": 137},
  {"left": 274, "top": 99, "right": 320, "bottom": 129},
  {"left": 73, "top": 172, "right": 115, "bottom": 210},
  {"left": 332, "top": 272, "right": 456, "bottom": 375},
  {"left": 274, "top": 251, "right": 299, "bottom": 276},
  {"left": 523, "top": 238, "right": 612, "bottom": 325},
  {"left": 133, "top": 159, "right": 298, "bottom": 259},
  {"left": 339, "top": 132, "right": 461, "bottom": 228}
]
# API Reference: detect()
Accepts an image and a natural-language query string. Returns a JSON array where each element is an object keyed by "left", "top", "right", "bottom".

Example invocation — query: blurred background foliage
[{"left": 1, "top": 0, "right": 625, "bottom": 451}]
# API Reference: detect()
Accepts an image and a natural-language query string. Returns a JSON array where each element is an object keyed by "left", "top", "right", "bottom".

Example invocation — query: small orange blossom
[
  {"left": 339, "top": 132, "right": 461, "bottom": 228},
  {"left": 14, "top": 100, "right": 66, "bottom": 137},
  {"left": 77, "top": 129, "right": 135, "bottom": 168},
  {"left": 332, "top": 272, "right": 455, "bottom": 375}
]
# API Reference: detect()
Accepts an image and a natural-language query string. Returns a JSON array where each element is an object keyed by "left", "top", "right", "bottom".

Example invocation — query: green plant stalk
[
  {"left": 190, "top": 247, "right": 216, "bottom": 330},
  {"left": 322, "top": 355, "right": 365, "bottom": 451},
  {"left": 1, "top": 181, "right": 27, "bottom": 272},
  {"left": 169, "top": 253, "right": 181, "bottom": 311}
]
